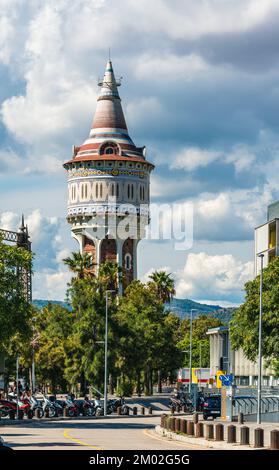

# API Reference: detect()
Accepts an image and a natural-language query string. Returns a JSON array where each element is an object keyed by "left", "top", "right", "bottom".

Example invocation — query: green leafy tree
[
  {"left": 230, "top": 257, "right": 279, "bottom": 375},
  {"left": 116, "top": 281, "right": 181, "bottom": 395},
  {"left": 34, "top": 303, "right": 74, "bottom": 392},
  {"left": 148, "top": 270, "right": 175, "bottom": 303},
  {"left": 63, "top": 251, "right": 94, "bottom": 279},
  {"left": 0, "top": 237, "right": 33, "bottom": 348}
]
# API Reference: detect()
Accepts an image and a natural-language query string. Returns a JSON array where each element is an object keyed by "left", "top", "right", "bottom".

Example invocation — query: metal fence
[{"left": 233, "top": 396, "right": 279, "bottom": 416}]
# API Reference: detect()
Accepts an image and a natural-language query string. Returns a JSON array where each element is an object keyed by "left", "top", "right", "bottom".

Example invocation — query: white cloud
[
  {"left": 175, "top": 252, "right": 253, "bottom": 301},
  {"left": 170, "top": 147, "right": 221, "bottom": 172},
  {"left": 170, "top": 145, "right": 256, "bottom": 173},
  {"left": 33, "top": 269, "right": 71, "bottom": 301},
  {"left": 134, "top": 53, "right": 208, "bottom": 82}
]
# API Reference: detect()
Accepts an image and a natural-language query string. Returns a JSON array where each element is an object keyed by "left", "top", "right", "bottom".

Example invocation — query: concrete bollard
[
  {"left": 215, "top": 423, "right": 224, "bottom": 441},
  {"left": 141, "top": 406, "right": 145, "bottom": 415},
  {"left": 195, "top": 422, "right": 204, "bottom": 438},
  {"left": 170, "top": 405, "right": 175, "bottom": 415},
  {"left": 175, "top": 418, "right": 181, "bottom": 433},
  {"left": 270, "top": 430, "right": 279, "bottom": 450},
  {"left": 132, "top": 406, "right": 137, "bottom": 416},
  {"left": 169, "top": 417, "right": 175, "bottom": 432},
  {"left": 176, "top": 404, "right": 180, "bottom": 413},
  {"left": 238, "top": 412, "right": 244, "bottom": 424},
  {"left": 240, "top": 426, "right": 250, "bottom": 445},
  {"left": 186, "top": 420, "right": 194, "bottom": 436},
  {"left": 117, "top": 406, "right": 122, "bottom": 415},
  {"left": 254, "top": 428, "right": 264, "bottom": 448},
  {"left": 180, "top": 419, "right": 187, "bottom": 434},
  {"left": 227, "top": 424, "right": 236, "bottom": 443},
  {"left": 205, "top": 423, "right": 214, "bottom": 440},
  {"left": 126, "top": 407, "right": 130, "bottom": 415},
  {"left": 166, "top": 417, "right": 171, "bottom": 431},
  {"left": 148, "top": 406, "right": 152, "bottom": 415},
  {"left": 193, "top": 412, "right": 199, "bottom": 424},
  {"left": 160, "top": 414, "right": 166, "bottom": 428},
  {"left": 182, "top": 405, "right": 187, "bottom": 413},
  {"left": 63, "top": 407, "right": 69, "bottom": 418}
]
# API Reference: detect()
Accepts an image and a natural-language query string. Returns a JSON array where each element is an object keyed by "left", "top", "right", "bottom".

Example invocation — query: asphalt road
[{"left": 0, "top": 416, "right": 207, "bottom": 450}]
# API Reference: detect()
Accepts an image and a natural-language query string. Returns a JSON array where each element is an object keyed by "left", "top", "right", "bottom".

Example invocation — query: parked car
[{"left": 203, "top": 394, "right": 221, "bottom": 420}]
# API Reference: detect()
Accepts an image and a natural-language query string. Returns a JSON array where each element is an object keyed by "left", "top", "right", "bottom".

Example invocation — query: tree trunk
[
  {"left": 157, "top": 370, "right": 162, "bottom": 393},
  {"left": 136, "top": 371, "right": 141, "bottom": 396},
  {"left": 144, "top": 370, "right": 149, "bottom": 396}
]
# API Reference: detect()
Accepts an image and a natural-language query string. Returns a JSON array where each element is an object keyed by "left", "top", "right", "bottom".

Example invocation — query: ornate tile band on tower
[{"left": 63, "top": 60, "right": 154, "bottom": 293}]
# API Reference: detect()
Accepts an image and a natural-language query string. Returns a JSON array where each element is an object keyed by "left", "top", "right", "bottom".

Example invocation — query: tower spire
[{"left": 92, "top": 60, "right": 126, "bottom": 132}]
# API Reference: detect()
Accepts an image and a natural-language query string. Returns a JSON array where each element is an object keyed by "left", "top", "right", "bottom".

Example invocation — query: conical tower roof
[
  {"left": 64, "top": 60, "right": 154, "bottom": 168},
  {"left": 91, "top": 60, "right": 127, "bottom": 132}
]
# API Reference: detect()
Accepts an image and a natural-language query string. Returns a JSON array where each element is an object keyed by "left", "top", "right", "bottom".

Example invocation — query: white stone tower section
[{"left": 63, "top": 60, "right": 154, "bottom": 293}]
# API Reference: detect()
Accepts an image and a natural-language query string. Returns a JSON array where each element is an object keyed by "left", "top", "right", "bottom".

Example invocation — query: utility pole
[
  {"left": 257, "top": 253, "right": 264, "bottom": 425},
  {"left": 189, "top": 309, "right": 198, "bottom": 396},
  {"left": 104, "top": 290, "right": 115, "bottom": 416}
]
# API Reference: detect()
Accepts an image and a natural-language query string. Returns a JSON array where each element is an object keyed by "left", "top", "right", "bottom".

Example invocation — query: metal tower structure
[{"left": 0, "top": 215, "right": 32, "bottom": 302}]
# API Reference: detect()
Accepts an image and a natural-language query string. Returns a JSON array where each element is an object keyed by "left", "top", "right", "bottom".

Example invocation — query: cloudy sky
[{"left": 1, "top": 0, "right": 279, "bottom": 305}]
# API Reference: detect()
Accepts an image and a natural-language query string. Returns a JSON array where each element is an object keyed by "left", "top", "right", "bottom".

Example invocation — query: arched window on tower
[
  {"left": 100, "top": 183, "right": 103, "bottom": 199},
  {"left": 99, "top": 141, "right": 120, "bottom": 155},
  {"left": 116, "top": 183, "right": 119, "bottom": 197},
  {"left": 131, "top": 184, "right": 134, "bottom": 199},
  {"left": 127, "top": 184, "right": 130, "bottom": 199},
  {"left": 124, "top": 253, "right": 132, "bottom": 271},
  {"left": 96, "top": 183, "right": 99, "bottom": 199}
]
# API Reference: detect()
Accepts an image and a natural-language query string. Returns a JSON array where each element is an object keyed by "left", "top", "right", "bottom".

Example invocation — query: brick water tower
[{"left": 63, "top": 60, "right": 154, "bottom": 293}]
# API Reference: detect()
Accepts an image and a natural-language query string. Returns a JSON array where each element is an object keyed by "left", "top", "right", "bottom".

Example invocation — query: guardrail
[{"left": 233, "top": 396, "right": 279, "bottom": 416}]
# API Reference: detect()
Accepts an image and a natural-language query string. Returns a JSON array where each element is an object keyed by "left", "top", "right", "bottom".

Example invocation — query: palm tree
[
  {"left": 148, "top": 270, "right": 175, "bottom": 304},
  {"left": 98, "top": 261, "right": 122, "bottom": 291},
  {"left": 63, "top": 251, "right": 94, "bottom": 279}
]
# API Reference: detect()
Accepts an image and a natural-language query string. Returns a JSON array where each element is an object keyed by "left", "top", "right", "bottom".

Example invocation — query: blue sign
[{"left": 219, "top": 374, "right": 234, "bottom": 386}]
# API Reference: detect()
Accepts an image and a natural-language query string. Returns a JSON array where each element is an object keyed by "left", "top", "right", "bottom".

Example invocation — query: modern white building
[
  {"left": 254, "top": 200, "right": 279, "bottom": 276},
  {"left": 207, "top": 326, "right": 278, "bottom": 387}
]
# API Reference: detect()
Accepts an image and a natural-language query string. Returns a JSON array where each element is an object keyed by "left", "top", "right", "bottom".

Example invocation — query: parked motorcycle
[
  {"left": 47, "top": 396, "right": 64, "bottom": 416},
  {"left": 42, "top": 395, "right": 56, "bottom": 418},
  {"left": 65, "top": 396, "right": 79, "bottom": 417},
  {"left": 0, "top": 398, "right": 29, "bottom": 419},
  {"left": 28, "top": 395, "right": 44, "bottom": 418},
  {"left": 107, "top": 397, "right": 128, "bottom": 415}
]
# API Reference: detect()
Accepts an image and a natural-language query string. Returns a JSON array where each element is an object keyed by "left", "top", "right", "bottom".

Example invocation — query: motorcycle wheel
[
  {"left": 48, "top": 407, "right": 56, "bottom": 418},
  {"left": 0, "top": 406, "right": 11, "bottom": 418},
  {"left": 122, "top": 406, "right": 129, "bottom": 415},
  {"left": 95, "top": 407, "right": 103, "bottom": 416},
  {"left": 86, "top": 407, "right": 94, "bottom": 417},
  {"left": 68, "top": 408, "right": 75, "bottom": 417}
]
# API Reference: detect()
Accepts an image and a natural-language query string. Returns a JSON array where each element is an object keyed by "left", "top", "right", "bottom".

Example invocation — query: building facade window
[{"left": 124, "top": 253, "right": 132, "bottom": 270}]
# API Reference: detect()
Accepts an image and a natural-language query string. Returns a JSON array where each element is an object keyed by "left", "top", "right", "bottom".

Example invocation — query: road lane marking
[
  {"left": 142, "top": 429, "right": 205, "bottom": 448},
  {"left": 63, "top": 429, "right": 105, "bottom": 450}
]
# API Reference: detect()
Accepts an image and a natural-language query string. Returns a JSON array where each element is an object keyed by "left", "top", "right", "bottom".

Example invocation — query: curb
[
  {"left": 155, "top": 425, "right": 258, "bottom": 450},
  {"left": 0, "top": 413, "right": 160, "bottom": 426}
]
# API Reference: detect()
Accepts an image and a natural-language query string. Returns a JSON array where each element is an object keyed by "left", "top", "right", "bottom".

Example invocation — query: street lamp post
[
  {"left": 189, "top": 309, "right": 198, "bottom": 396},
  {"left": 257, "top": 253, "right": 264, "bottom": 425},
  {"left": 104, "top": 290, "right": 115, "bottom": 416},
  {"left": 16, "top": 355, "right": 19, "bottom": 419}
]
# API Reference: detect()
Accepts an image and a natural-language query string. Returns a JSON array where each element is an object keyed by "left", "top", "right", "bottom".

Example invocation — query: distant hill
[
  {"left": 33, "top": 299, "right": 71, "bottom": 310},
  {"left": 33, "top": 298, "right": 235, "bottom": 324},
  {"left": 167, "top": 298, "right": 235, "bottom": 324}
]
